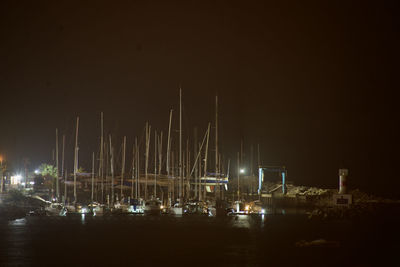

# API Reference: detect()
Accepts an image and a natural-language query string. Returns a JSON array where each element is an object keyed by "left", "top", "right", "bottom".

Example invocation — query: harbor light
[
  {"left": 11, "top": 174, "right": 22, "bottom": 185},
  {"left": 240, "top": 168, "right": 245, "bottom": 174},
  {"left": 34, "top": 169, "right": 40, "bottom": 174}
]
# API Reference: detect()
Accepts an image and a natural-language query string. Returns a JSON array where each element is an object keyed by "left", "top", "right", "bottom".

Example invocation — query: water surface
[{"left": 0, "top": 212, "right": 398, "bottom": 266}]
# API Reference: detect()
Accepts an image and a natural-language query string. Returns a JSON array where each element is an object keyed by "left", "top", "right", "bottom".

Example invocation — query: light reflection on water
[
  {"left": 231, "top": 215, "right": 251, "bottom": 228},
  {"left": 8, "top": 218, "right": 27, "bottom": 226}
]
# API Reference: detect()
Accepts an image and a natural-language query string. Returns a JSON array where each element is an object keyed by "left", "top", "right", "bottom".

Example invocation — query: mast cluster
[{"left": 50, "top": 91, "right": 245, "bottom": 206}]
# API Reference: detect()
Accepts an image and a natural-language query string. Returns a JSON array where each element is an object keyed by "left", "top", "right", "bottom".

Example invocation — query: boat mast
[
  {"left": 105, "top": 140, "right": 109, "bottom": 204},
  {"left": 237, "top": 152, "right": 240, "bottom": 201},
  {"left": 61, "top": 134, "right": 65, "bottom": 194},
  {"left": 55, "top": 128, "right": 59, "bottom": 201},
  {"left": 61, "top": 134, "right": 65, "bottom": 202},
  {"left": 145, "top": 123, "right": 151, "bottom": 200},
  {"left": 91, "top": 152, "right": 94, "bottom": 202},
  {"left": 166, "top": 109, "right": 172, "bottom": 177},
  {"left": 203, "top": 123, "right": 211, "bottom": 200},
  {"left": 179, "top": 88, "right": 182, "bottom": 202},
  {"left": 73, "top": 117, "right": 79, "bottom": 204},
  {"left": 100, "top": 112, "right": 104, "bottom": 203},
  {"left": 154, "top": 130, "right": 157, "bottom": 199},
  {"left": 194, "top": 128, "right": 198, "bottom": 199},
  {"left": 198, "top": 142, "right": 201, "bottom": 200},
  {"left": 171, "top": 150, "right": 175, "bottom": 201},
  {"left": 166, "top": 110, "right": 172, "bottom": 203},
  {"left": 215, "top": 95, "right": 219, "bottom": 199},
  {"left": 186, "top": 138, "right": 190, "bottom": 199},
  {"left": 250, "top": 144, "right": 253, "bottom": 195},
  {"left": 131, "top": 143, "right": 135, "bottom": 199},
  {"left": 158, "top": 131, "right": 163, "bottom": 175},
  {"left": 219, "top": 153, "right": 223, "bottom": 200},
  {"left": 189, "top": 129, "right": 208, "bottom": 198},
  {"left": 136, "top": 138, "right": 139, "bottom": 199},
  {"left": 64, "top": 169, "right": 67, "bottom": 204},
  {"left": 109, "top": 135, "right": 115, "bottom": 206},
  {"left": 121, "top": 136, "right": 126, "bottom": 200},
  {"left": 226, "top": 158, "right": 230, "bottom": 201}
]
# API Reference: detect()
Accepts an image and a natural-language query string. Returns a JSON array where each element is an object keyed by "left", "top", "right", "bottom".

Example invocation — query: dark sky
[{"left": 0, "top": 0, "right": 398, "bottom": 197}]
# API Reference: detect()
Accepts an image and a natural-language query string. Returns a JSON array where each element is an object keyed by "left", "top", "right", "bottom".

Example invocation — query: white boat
[
  {"left": 65, "top": 204, "right": 77, "bottom": 213},
  {"left": 185, "top": 201, "right": 208, "bottom": 215},
  {"left": 89, "top": 202, "right": 104, "bottom": 215},
  {"left": 143, "top": 199, "right": 161, "bottom": 215},
  {"left": 127, "top": 198, "right": 145, "bottom": 214},
  {"left": 45, "top": 203, "right": 65, "bottom": 216},
  {"left": 170, "top": 203, "right": 184, "bottom": 215},
  {"left": 65, "top": 204, "right": 91, "bottom": 215}
]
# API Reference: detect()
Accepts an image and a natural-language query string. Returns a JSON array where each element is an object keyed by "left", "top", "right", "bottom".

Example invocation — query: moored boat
[
  {"left": 184, "top": 201, "right": 208, "bottom": 215},
  {"left": 144, "top": 199, "right": 161, "bottom": 215},
  {"left": 127, "top": 198, "right": 145, "bottom": 214},
  {"left": 170, "top": 202, "right": 184, "bottom": 215},
  {"left": 45, "top": 202, "right": 66, "bottom": 216}
]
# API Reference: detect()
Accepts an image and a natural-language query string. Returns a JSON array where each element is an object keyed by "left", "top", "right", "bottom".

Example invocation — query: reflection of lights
[{"left": 9, "top": 218, "right": 27, "bottom": 226}]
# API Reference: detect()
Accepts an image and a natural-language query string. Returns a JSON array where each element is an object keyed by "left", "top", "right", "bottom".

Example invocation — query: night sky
[{"left": 1, "top": 1, "right": 398, "bottom": 197}]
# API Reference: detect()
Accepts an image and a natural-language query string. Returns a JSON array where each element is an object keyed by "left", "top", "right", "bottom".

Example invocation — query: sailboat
[
  {"left": 170, "top": 200, "right": 184, "bottom": 215},
  {"left": 45, "top": 202, "right": 66, "bottom": 216},
  {"left": 143, "top": 198, "right": 161, "bottom": 215},
  {"left": 170, "top": 89, "right": 185, "bottom": 215}
]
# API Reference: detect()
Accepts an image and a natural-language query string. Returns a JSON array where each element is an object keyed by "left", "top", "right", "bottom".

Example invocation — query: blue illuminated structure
[{"left": 258, "top": 166, "right": 287, "bottom": 195}]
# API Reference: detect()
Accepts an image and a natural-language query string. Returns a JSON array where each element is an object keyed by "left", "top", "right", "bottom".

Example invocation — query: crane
[{"left": 258, "top": 166, "right": 287, "bottom": 195}]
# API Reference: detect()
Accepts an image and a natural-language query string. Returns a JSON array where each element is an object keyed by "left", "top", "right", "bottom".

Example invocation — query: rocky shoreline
[{"left": 0, "top": 190, "right": 46, "bottom": 221}]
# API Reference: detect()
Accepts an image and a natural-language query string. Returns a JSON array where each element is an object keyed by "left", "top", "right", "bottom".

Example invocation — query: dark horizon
[{"left": 1, "top": 0, "right": 398, "bottom": 197}]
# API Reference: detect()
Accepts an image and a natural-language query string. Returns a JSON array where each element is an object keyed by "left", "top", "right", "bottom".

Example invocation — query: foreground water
[{"left": 0, "top": 212, "right": 398, "bottom": 267}]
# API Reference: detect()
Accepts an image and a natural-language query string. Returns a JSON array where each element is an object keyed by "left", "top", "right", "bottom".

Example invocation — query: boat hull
[{"left": 170, "top": 207, "right": 184, "bottom": 215}]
